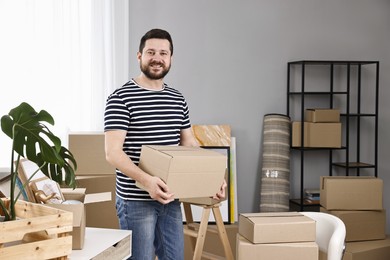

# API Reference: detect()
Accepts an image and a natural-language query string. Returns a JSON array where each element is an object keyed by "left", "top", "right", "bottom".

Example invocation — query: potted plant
[{"left": 0, "top": 102, "right": 77, "bottom": 221}]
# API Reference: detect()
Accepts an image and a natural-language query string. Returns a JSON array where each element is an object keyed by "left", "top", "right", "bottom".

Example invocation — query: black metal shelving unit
[{"left": 287, "top": 60, "right": 379, "bottom": 211}]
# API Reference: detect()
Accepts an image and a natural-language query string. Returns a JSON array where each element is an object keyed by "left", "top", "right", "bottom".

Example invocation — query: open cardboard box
[
  {"left": 47, "top": 188, "right": 111, "bottom": 249},
  {"left": 74, "top": 175, "right": 119, "bottom": 229}
]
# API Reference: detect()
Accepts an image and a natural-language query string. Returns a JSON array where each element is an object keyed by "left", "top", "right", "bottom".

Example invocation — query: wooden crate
[{"left": 0, "top": 200, "right": 73, "bottom": 259}]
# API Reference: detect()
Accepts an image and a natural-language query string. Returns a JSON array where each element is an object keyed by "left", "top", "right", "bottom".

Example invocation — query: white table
[{"left": 69, "top": 227, "right": 132, "bottom": 260}]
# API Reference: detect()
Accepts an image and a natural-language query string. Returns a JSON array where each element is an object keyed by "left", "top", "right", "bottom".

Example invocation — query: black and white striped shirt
[{"left": 104, "top": 79, "right": 191, "bottom": 200}]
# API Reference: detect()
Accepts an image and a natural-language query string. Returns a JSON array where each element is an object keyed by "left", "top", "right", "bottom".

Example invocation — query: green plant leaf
[
  {"left": 1, "top": 102, "right": 63, "bottom": 165},
  {"left": 0, "top": 102, "right": 78, "bottom": 221},
  {"left": 36, "top": 146, "right": 77, "bottom": 188}
]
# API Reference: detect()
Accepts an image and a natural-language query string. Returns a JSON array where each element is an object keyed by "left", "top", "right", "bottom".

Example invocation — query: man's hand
[
  {"left": 213, "top": 179, "right": 227, "bottom": 200},
  {"left": 145, "top": 176, "right": 175, "bottom": 204}
]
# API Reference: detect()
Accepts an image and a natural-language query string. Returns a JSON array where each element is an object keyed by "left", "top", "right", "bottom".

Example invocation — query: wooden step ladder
[{"left": 182, "top": 202, "right": 234, "bottom": 260}]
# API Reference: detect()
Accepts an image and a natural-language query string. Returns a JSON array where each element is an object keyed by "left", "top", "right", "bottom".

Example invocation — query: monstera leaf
[{"left": 0, "top": 102, "right": 77, "bottom": 221}]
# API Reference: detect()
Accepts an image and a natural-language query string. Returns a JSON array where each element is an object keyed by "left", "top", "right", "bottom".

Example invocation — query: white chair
[{"left": 301, "top": 211, "right": 346, "bottom": 260}]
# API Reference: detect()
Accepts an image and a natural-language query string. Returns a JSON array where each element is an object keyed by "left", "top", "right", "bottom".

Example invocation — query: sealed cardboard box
[
  {"left": 321, "top": 207, "right": 386, "bottom": 242},
  {"left": 305, "top": 108, "right": 340, "bottom": 122},
  {"left": 75, "top": 175, "right": 119, "bottom": 229},
  {"left": 48, "top": 188, "right": 111, "bottom": 249},
  {"left": 236, "top": 234, "right": 318, "bottom": 260},
  {"left": 342, "top": 236, "right": 390, "bottom": 260},
  {"left": 238, "top": 212, "right": 316, "bottom": 244},
  {"left": 181, "top": 170, "right": 228, "bottom": 205},
  {"left": 68, "top": 132, "right": 115, "bottom": 175},
  {"left": 292, "top": 122, "right": 341, "bottom": 148},
  {"left": 137, "top": 145, "right": 226, "bottom": 199},
  {"left": 320, "top": 176, "right": 383, "bottom": 210}
]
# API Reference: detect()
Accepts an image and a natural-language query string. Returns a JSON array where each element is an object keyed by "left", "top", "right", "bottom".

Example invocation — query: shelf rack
[{"left": 287, "top": 60, "right": 379, "bottom": 211}]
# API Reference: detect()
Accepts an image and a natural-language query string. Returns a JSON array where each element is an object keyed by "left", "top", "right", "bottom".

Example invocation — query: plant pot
[{"left": 0, "top": 200, "right": 73, "bottom": 259}]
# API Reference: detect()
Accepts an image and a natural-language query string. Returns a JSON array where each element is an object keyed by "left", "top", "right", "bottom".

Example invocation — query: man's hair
[{"left": 139, "top": 28, "right": 173, "bottom": 55}]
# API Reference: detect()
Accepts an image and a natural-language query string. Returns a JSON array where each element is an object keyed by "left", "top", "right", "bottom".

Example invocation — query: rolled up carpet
[{"left": 259, "top": 113, "right": 291, "bottom": 212}]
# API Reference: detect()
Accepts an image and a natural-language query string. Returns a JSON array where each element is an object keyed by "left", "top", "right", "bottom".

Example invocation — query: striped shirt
[{"left": 104, "top": 79, "right": 191, "bottom": 200}]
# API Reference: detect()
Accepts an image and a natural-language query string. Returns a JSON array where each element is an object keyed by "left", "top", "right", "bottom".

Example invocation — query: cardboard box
[
  {"left": 238, "top": 212, "right": 316, "bottom": 244},
  {"left": 305, "top": 108, "right": 340, "bottom": 122},
  {"left": 48, "top": 188, "right": 111, "bottom": 249},
  {"left": 292, "top": 122, "right": 341, "bottom": 148},
  {"left": 68, "top": 132, "right": 115, "bottom": 175},
  {"left": 75, "top": 175, "right": 119, "bottom": 229},
  {"left": 321, "top": 207, "right": 386, "bottom": 242},
  {"left": 180, "top": 169, "right": 228, "bottom": 205},
  {"left": 236, "top": 234, "right": 318, "bottom": 260},
  {"left": 342, "top": 236, "right": 390, "bottom": 260},
  {"left": 137, "top": 145, "right": 227, "bottom": 199},
  {"left": 320, "top": 176, "right": 383, "bottom": 210}
]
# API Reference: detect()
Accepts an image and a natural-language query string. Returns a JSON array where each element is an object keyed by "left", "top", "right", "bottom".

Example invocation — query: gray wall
[{"left": 127, "top": 0, "right": 390, "bottom": 232}]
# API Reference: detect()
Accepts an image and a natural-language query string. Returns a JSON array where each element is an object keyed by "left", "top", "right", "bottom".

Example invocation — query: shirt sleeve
[
  {"left": 181, "top": 98, "right": 192, "bottom": 130},
  {"left": 104, "top": 93, "right": 131, "bottom": 131}
]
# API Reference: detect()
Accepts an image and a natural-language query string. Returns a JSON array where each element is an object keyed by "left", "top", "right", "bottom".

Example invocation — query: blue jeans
[{"left": 116, "top": 197, "right": 184, "bottom": 260}]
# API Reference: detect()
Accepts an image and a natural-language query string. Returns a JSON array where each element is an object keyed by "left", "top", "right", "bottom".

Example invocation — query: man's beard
[{"left": 140, "top": 60, "right": 171, "bottom": 80}]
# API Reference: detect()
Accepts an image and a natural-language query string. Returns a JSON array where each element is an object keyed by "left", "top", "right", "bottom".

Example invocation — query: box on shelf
[
  {"left": 320, "top": 176, "right": 383, "bottom": 210},
  {"left": 305, "top": 108, "right": 340, "bottom": 123},
  {"left": 137, "top": 145, "right": 226, "bottom": 199},
  {"left": 238, "top": 212, "right": 316, "bottom": 244},
  {"left": 320, "top": 207, "right": 386, "bottom": 242},
  {"left": 47, "top": 188, "right": 111, "bottom": 249},
  {"left": 236, "top": 234, "right": 318, "bottom": 260},
  {"left": 342, "top": 236, "right": 390, "bottom": 260},
  {"left": 292, "top": 122, "right": 341, "bottom": 148},
  {"left": 68, "top": 132, "right": 115, "bottom": 175}
]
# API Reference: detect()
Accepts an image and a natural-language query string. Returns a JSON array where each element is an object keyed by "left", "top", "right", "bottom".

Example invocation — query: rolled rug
[{"left": 259, "top": 114, "right": 291, "bottom": 212}]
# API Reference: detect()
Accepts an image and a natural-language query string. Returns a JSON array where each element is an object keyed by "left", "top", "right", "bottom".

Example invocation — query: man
[{"left": 104, "top": 28, "right": 226, "bottom": 260}]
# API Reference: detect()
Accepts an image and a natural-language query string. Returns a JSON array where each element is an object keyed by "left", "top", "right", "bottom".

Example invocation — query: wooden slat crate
[{"left": 0, "top": 200, "right": 73, "bottom": 260}]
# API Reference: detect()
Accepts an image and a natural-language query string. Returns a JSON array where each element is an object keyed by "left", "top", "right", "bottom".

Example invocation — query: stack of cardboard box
[
  {"left": 292, "top": 108, "right": 341, "bottom": 148},
  {"left": 236, "top": 212, "right": 318, "bottom": 260},
  {"left": 68, "top": 132, "right": 119, "bottom": 229},
  {"left": 320, "top": 176, "right": 390, "bottom": 259}
]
